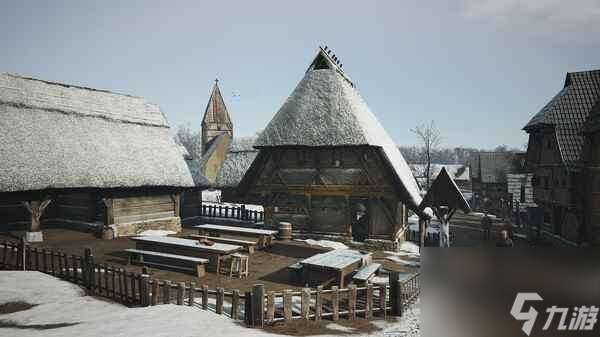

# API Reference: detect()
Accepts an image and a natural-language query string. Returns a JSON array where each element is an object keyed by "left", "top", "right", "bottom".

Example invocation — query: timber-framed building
[{"left": 233, "top": 48, "right": 424, "bottom": 249}]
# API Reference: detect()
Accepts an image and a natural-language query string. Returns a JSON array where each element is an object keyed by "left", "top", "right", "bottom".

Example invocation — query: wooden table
[
  {"left": 130, "top": 236, "right": 242, "bottom": 272},
  {"left": 299, "top": 249, "right": 372, "bottom": 288},
  {"left": 194, "top": 224, "right": 279, "bottom": 248}
]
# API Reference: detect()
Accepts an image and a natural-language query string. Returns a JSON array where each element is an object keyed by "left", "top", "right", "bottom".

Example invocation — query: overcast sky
[{"left": 1, "top": 1, "right": 599, "bottom": 149}]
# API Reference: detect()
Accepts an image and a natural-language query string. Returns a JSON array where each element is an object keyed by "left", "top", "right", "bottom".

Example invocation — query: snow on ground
[
  {"left": 469, "top": 212, "right": 498, "bottom": 220},
  {"left": 0, "top": 271, "right": 420, "bottom": 337},
  {"left": 295, "top": 239, "right": 348, "bottom": 250},
  {"left": 201, "top": 189, "right": 264, "bottom": 212},
  {"left": 138, "top": 230, "right": 176, "bottom": 236}
]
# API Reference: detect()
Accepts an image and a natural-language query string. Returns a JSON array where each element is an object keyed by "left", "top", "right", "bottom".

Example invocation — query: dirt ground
[{"left": 0, "top": 228, "right": 418, "bottom": 293}]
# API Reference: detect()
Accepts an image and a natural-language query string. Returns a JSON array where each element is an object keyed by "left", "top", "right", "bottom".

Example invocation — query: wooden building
[
  {"left": 582, "top": 80, "right": 600, "bottom": 244},
  {"left": 232, "top": 48, "right": 425, "bottom": 249},
  {"left": 468, "top": 151, "right": 515, "bottom": 211},
  {"left": 523, "top": 70, "right": 600, "bottom": 245},
  {"left": 0, "top": 73, "right": 195, "bottom": 240},
  {"left": 201, "top": 80, "right": 233, "bottom": 155}
]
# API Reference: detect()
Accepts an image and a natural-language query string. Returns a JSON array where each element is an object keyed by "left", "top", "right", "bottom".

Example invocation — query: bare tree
[
  {"left": 175, "top": 124, "right": 202, "bottom": 159},
  {"left": 411, "top": 121, "right": 442, "bottom": 189}
]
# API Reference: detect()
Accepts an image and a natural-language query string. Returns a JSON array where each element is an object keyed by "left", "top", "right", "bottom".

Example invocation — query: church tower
[{"left": 201, "top": 79, "right": 233, "bottom": 154}]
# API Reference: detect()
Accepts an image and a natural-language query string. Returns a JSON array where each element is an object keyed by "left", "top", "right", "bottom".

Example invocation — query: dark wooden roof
[
  {"left": 202, "top": 81, "right": 233, "bottom": 128},
  {"left": 419, "top": 167, "right": 471, "bottom": 213},
  {"left": 524, "top": 70, "right": 600, "bottom": 167}
]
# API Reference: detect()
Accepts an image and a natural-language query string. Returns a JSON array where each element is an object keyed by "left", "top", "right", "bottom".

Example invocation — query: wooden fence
[
  {"left": 201, "top": 204, "right": 264, "bottom": 223},
  {"left": 0, "top": 240, "right": 419, "bottom": 326}
]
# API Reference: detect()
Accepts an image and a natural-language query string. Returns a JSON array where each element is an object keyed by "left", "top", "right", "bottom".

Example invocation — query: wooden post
[
  {"left": 33, "top": 248, "right": 39, "bottom": 271},
  {"left": 151, "top": 279, "right": 159, "bottom": 306},
  {"left": 365, "top": 284, "right": 373, "bottom": 319},
  {"left": 217, "top": 287, "right": 225, "bottom": 315},
  {"left": 177, "top": 282, "right": 185, "bottom": 305},
  {"left": 71, "top": 255, "right": 77, "bottom": 282},
  {"left": 111, "top": 266, "right": 117, "bottom": 299},
  {"left": 141, "top": 275, "right": 150, "bottom": 306},
  {"left": 188, "top": 282, "right": 195, "bottom": 306},
  {"left": 201, "top": 284, "right": 208, "bottom": 310},
  {"left": 163, "top": 280, "right": 171, "bottom": 304},
  {"left": 266, "top": 291, "right": 275, "bottom": 323},
  {"left": 129, "top": 272, "right": 136, "bottom": 303},
  {"left": 315, "top": 286, "right": 323, "bottom": 321},
  {"left": 332, "top": 286, "right": 339, "bottom": 321},
  {"left": 244, "top": 291, "right": 253, "bottom": 326},
  {"left": 301, "top": 288, "right": 310, "bottom": 320},
  {"left": 348, "top": 284, "right": 357, "bottom": 320},
  {"left": 390, "top": 272, "right": 402, "bottom": 316},
  {"left": 104, "top": 264, "right": 110, "bottom": 296},
  {"left": 283, "top": 289, "right": 292, "bottom": 321},
  {"left": 42, "top": 249, "right": 48, "bottom": 273},
  {"left": 50, "top": 251, "right": 56, "bottom": 275},
  {"left": 251, "top": 284, "right": 263, "bottom": 326},
  {"left": 1, "top": 240, "right": 6, "bottom": 268},
  {"left": 379, "top": 284, "right": 387, "bottom": 318},
  {"left": 232, "top": 289, "right": 240, "bottom": 320}
]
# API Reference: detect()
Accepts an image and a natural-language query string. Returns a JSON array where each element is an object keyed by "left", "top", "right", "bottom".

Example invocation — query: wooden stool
[{"left": 230, "top": 253, "right": 249, "bottom": 279}]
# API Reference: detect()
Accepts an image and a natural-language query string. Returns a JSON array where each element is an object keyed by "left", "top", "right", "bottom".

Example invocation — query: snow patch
[
  {"left": 295, "top": 239, "right": 348, "bottom": 250},
  {"left": 138, "top": 230, "right": 176, "bottom": 236}
]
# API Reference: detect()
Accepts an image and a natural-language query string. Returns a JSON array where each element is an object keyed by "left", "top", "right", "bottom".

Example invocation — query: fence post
[
  {"left": 251, "top": 284, "right": 264, "bottom": 327},
  {"left": 141, "top": 274, "right": 150, "bottom": 307},
  {"left": 163, "top": 280, "right": 171, "bottom": 304},
  {"left": 201, "top": 284, "right": 208, "bottom": 310},
  {"left": 348, "top": 284, "right": 357, "bottom": 320},
  {"left": 266, "top": 291, "right": 275, "bottom": 323},
  {"left": 366, "top": 284, "right": 373, "bottom": 319},
  {"left": 283, "top": 289, "right": 292, "bottom": 321},
  {"left": 315, "top": 285, "right": 323, "bottom": 321},
  {"left": 42, "top": 249, "right": 48, "bottom": 273},
  {"left": 301, "top": 288, "right": 310, "bottom": 320},
  {"left": 217, "top": 287, "right": 225, "bottom": 314},
  {"left": 232, "top": 289, "right": 240, "bottom": 320},
  {"left": 177, "top": 282, "right": 185, "bottom": 305},
  {"left": 379, "top": 284, "right": 387, "bottom": 319},
  {"left": 151, "top": 278, "right": 158, "bottom": 306},
  {"left": 19, "top": 239, "right": 25, "bottom": 270},
  {"left": 331, "top": 286, "right": 339, "bottom": 321},
  {"left": 390, "top": 272, "right": 402, "bottom": 317},
  {"left": 188, "top": 282, "right": 195, "bottom": 306},
  {"left": 244, "top": 291, "right": 253, "bottom": 326}
]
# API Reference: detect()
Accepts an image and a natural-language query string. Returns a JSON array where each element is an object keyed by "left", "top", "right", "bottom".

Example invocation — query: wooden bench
[
  {"left": 185, "top": 234, "right": 257, "bottom": 254},
  {"left": 125, "top": 249, "right": 209, "bottom": 277},
  {"left": 352, "top": 263, "right": 382, "bottom": 285}
]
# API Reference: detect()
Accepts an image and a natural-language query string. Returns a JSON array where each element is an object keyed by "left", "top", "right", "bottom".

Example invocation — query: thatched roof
[
  {"left": 215, "top": 137, "right": 258, "bottom": 188},
  {"left": 419, "top": 167, "right": 471, "bottom": 213},
  {"left": 254, "top": 48, "right": 422, "bottom": 209},
  {"left": 0, "top": 73, "right": 195, "bottom": 193}
]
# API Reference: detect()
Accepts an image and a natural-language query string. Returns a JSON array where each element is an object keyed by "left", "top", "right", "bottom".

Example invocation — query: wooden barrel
[{"left": 278, "top": 222, "right": 292, "bottom": 241}]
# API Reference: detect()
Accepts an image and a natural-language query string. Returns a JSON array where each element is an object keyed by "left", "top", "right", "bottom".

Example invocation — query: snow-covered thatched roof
[
  {"left": 216, "top": 137, "right": 258, "bottom": 188},
  {"left": 0, "top": 73, "right": 195, "bottom": 193},
  {"left": 254, "top": 48, "right": 423, "bottom": 209}
]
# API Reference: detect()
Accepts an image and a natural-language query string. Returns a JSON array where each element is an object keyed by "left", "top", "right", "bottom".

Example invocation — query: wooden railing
[
  {"left": 0, "top": 240, "right": 419, "bottom": 326},
  {"left": 201, "top": 204, "right": 264, "bottom": 223}
]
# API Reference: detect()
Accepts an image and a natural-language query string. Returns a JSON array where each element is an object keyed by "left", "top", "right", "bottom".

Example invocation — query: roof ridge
[{"left": 2, "top": 72, "right": 146, "bottom": 99}]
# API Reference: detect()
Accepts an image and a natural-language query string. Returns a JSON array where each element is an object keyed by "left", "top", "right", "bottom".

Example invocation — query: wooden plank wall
[
  {"left": 112, "top": 195, "right": 176, "bottom": 224},
  {"left": 0, "top": 199, "right": 30, "bottom": 226}
]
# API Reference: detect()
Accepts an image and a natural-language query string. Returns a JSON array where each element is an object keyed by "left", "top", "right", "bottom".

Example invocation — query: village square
[{"left": 1, "top": 2, "right": 599, "bottom": 337}]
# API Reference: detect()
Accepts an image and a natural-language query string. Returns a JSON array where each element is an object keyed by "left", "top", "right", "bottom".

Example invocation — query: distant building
[
  {"left": 468, "top": 151, "right": 516, "bottom": 210},
  {"left": 523, "top": 69, "right": 600, "bottom": 245},
  {"left": 0, "top": 73, "right": 195, "bottom": 240},
  {"left": 201, "top": 80, "right": 233, "bottom": 155}
]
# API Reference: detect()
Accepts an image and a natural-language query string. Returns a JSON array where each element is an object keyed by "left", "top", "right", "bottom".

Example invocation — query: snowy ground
[
  {"left": 294, "top": 239, "right": 349, "bottom": 250},
  {"left": 0, "top": 271, "right": 420, "bottom": 337}
]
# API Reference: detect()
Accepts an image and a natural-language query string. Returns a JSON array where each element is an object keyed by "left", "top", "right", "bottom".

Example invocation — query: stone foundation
[{"left": 111, "top": 216, "right": 182, "bottom": 237}]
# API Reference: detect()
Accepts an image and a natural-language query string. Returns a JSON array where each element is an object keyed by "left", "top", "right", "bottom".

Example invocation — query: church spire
[{"left": 201, "top": 79, "right": 233, "bottom": 154}]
